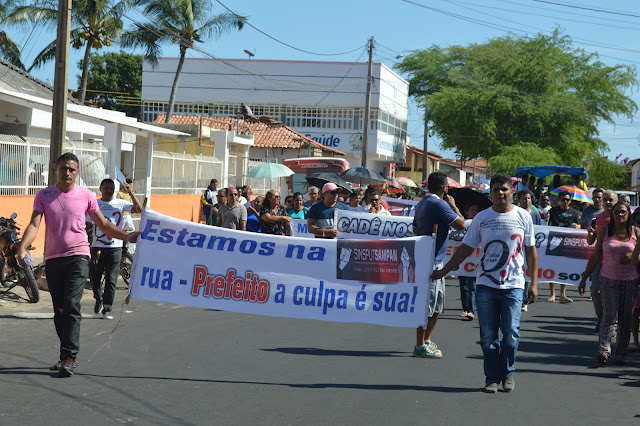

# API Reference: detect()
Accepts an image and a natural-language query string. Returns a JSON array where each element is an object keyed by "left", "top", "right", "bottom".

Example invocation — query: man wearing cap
[{"left": 307, "top": 183, "right": 349, "bottom": 239}]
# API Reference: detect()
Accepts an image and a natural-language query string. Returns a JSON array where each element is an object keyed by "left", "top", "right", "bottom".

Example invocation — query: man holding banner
[
  {"left": 412, "top": 172, "right": 465, "bottom": 358},
  {"left": 433, "top": 173, "right": 538, "bottom": 393}
]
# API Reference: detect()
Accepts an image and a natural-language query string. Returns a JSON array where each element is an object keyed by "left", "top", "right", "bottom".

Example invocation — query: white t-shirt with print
[
  {"left": 91, "top": 198, "right": 134, "bottom": 248},
  {"left": 462, "top": 207, "right": 535, "bottom": 289}
]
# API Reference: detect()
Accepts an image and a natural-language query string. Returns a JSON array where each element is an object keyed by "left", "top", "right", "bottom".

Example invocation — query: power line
[
  {"left": 214, "top": 0, "right": 366, "bottom": 56},
  {"left": 403, "top": 0, "right": 640, "bottom": 66},
  {"left": 440, "top": 0, "right": 640, "bottom": 56},
  {"left": 533, "top": 0, "right": 640, "bottom": 18},
  {"left": 499, "top": 0, "right": 640, "bottom": 26},
  {"left": 451, "top": 0, "right": 640, "bottom": 31}
]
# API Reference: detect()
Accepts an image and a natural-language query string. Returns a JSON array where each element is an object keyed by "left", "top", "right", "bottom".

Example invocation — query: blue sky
[{"left": 8, "top": 0, "right": 640, "bottom": 161}]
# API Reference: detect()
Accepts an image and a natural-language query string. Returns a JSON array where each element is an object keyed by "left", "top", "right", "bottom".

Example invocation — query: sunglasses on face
[
  {"left": 274, "top": 195, "right": 281, "bottom": 198},
  {"left": 371, "top": 198, "right": 380, "bottom": 202},
  {"left": 603, "top": 198, "right": 614, "bottom": 202},
  {"left": 327, "top": 190, "right": 340, "bottom": 195},
  {"left": 229, "top": 193, "right": 239, "bottom": 196},
  {"left": 560, "top": 198, "right": 571, "bottom": 202},
  {"left": 613, "top": 210, "right": 628, "bottom": 216}
]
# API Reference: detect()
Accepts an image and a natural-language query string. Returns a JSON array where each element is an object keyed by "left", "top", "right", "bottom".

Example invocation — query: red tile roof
[{"left": 156, "top": 114, "right": 346, "bottom": 156}]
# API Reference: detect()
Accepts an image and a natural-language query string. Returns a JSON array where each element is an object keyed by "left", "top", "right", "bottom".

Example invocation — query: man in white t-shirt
[
  {"left": 89, "top": 179, "right": 142, "bottom": 319},
  {"left": 432, "top": 173, "right": 538, "bottom": 393}
]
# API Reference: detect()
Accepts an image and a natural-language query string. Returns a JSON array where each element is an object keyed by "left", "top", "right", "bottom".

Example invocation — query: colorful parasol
[
  {"left": 372, "top": 178, "right": 406, "bottom": 194},
  {"left": 468, "top": 180, "right": 490, "bottom": 193},
  {"left": 395, "top": 177, "right": 418, "bottom": 188},
  {"left": 550, "top": 185, "right": 593, "bottom": 203}
]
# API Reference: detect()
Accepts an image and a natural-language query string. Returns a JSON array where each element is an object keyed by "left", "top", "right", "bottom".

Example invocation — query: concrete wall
[{"left": 0, "top": 194, "right": 204, "bottom": 258}]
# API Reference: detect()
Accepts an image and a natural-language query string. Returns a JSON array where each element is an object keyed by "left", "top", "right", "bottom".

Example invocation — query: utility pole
[
  {"left": 361, "top": 37, "right": 374, "bottom": 169},
  {"left": 49, "top": 0, "right": 72, "bottom": 185},
  {"left": 421, "top": 106, "right": 429, "bottom": 183}
]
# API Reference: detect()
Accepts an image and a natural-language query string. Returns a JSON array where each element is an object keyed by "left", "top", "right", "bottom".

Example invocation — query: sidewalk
[{"left": 0, "top": 277, "right": 131, "bottom": 318}]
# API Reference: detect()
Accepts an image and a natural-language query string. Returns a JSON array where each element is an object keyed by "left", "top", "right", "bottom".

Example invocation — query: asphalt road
[{"left": 1, "top": 280, "right": 639, "bottom": 425}]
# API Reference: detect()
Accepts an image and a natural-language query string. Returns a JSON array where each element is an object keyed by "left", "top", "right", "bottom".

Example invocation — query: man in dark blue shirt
[
  {"left": 307, "top": 183, "right": 349, "bottom": 238},
  {"left": 412, "top": 172, "right": 465, "bottom": 358}
]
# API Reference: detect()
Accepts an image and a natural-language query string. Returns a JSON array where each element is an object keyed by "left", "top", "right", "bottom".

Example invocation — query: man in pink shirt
[{"left": 18, "top": 153, "right": 140, "bottom": 377}]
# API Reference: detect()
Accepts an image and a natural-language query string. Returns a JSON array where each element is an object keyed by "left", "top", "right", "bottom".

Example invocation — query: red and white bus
[{"left": 282, "top": 157, "right": 350, "bottom": 193}]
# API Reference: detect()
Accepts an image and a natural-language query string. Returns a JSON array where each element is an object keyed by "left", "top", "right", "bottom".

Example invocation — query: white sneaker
[
  {"left": 103, "top": 311, "right": 113, "bottom": 320},
  {"left": 521, "top": 305, "right": 528, "bottom": 312}
]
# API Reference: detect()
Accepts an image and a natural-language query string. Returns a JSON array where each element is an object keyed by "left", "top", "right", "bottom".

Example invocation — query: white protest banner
[
  {"left": 382, "top": 196, "right": 418, "bottom": 217},
  {"left": 336, "top": 209, "right": 415, "bottom": 239},
  {"left": 290, "top": 219, "right": 314, "bottom": 238},
  {"left": 443, "top": 225, "right": 594, "bottom": 286},
  {"left": 130, "top": 209, "right": 435, "bottom": 327}
]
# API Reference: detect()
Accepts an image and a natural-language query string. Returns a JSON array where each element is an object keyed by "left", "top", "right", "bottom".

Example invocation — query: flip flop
[
  {"left": 466, "top": 313, "right": 475, "bottom": 321},
  {"left": 560, "top": 297, "right": 574, "bottom": 304},
  {"left": 459, "top": 312, "right": 469, "bottom": 317},
  {"left": 548, "top": 296, "right": 555, "bottom": 302},
  {"left": 597, "top": 352, "right": 609, "bottom": 366}
]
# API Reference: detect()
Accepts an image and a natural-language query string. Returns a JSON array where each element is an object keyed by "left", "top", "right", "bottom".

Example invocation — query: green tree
[
  {"left": 488, "top": 143, "right": 558, "bottom": 174},
  {"left": 76, "top": 51, "right": 142, "bottom": 119},
  {"left": 587, "top": 155, "right": 627, "bottom": 190},
  {"left": 8, "top": 0, "right": 128, "bottom": 103},
  {"left": 0, "top": 0, "right": 23, "bottom": 68},
  {"left": 120, "top": 0, "right": 245, "bottom": 123},
  {"left": 396, "top": 30, "right": 637, "bottom": 165}
]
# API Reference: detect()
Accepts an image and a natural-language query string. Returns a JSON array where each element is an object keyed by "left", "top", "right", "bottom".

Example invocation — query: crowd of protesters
[
  {"left": 21, "top": 154, "right": 640, "bottom": 390},
  {"left": 200, "top": 181, "right": 402, "bottom": 238}
]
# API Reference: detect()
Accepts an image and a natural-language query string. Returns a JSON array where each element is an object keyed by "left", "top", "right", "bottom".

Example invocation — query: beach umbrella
[
  {"left": 468, "top": 180, "right": 490, "bottom": 193},
  {"left": 395, "top": 177, "right": 418, "bottom": 188},
  {"left": 305, "top": 173, "right": 354, "bottom": 193},
  {"left": 373, "top": 178, "right": 405, "bottom": 194},
  {"left": 340, "top": 167, "right": 386, "bottom": 185},
  {"left": 247, "top": 162, "right": 294, "bottom": 179},
  {"left": 448, "top": 187, "right": 493, "bottom": 214},
  {"left": 550, "top": 185, "right": 593, "bottom": 203}
]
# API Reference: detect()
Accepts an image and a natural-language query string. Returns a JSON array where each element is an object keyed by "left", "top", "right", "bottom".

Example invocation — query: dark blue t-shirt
[
  {"left": 246, "top": 212, "right": 261, "bottom": 233},
  {"left": 412, "top": 194, "right": 459, "bottom": 264},
  {"left": 307, "top": 201, "right": 349, "bottom": 232}
]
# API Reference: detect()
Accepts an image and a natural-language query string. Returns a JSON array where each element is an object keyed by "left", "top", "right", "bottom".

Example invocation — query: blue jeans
[
  {"left": 458, "top": 277, "right": 476, "bottom": 314},
  {"left": 476, "top": 285, "right": 524, "bottom": 385}
]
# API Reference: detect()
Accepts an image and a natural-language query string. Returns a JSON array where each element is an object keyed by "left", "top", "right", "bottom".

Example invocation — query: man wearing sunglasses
[
  {"left": 307, "top": 183, "right": 348, "bottom": 239},
  {"left": 367, "top": 190, "right": 391, "bottom": 215},
  {"left": 216, "top": 186, "right": 247, "bottom": 231},
  {"left": 547, "top": 190, "right": 580, "bottom": 303}
]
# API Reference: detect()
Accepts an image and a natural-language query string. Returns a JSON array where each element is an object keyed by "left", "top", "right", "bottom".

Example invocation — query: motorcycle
[
  {"left": 119, "top": 240, "right": 135, "bottom": 286},
  {"left": 0, "top": 213, "right": 40, "bottom": 303}
]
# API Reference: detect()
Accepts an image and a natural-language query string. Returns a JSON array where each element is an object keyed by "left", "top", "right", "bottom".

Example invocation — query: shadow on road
[{"left": 261, "top": 347, "right": 407, "bottom": 357}]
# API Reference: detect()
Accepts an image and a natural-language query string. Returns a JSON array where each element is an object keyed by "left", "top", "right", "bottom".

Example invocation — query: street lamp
[{"left": 244, "top": 49, "right": 255, "bottom": 59}]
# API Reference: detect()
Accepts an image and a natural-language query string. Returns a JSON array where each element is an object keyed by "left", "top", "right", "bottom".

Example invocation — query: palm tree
[
  {"left": 8, "top": 0, "right": 128, "bottom": 103},
  {"left": 121, "top": 0, "right": 245, "bottom": 123},
  {"left": 0, "top": 0, "right": 24, "bottom": 68}
]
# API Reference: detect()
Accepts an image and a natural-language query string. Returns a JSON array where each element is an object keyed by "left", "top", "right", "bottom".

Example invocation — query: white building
[{"left": 141, "top": 58, "right": 409, "bottom": 175}]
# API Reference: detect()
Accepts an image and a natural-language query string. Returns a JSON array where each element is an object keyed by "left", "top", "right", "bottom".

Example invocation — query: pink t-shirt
[
  {"left": 601, "top": 232, "right": 639, "bottom": 281},
  {"left": 34, "top": 185, "right": 99, "bottom": 260}
]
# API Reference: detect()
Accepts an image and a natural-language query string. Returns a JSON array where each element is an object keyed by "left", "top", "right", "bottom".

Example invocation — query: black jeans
[
  {"left": 90, "top": 247, "right": 122, "bottom": 312},
  {"left": 45, "top": 255, "right": 90, "bottom": 359}
]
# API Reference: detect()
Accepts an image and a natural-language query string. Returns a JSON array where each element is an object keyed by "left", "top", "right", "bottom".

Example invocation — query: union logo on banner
[
  {"left": 544, "top": 231, "right": 594, "bottom": 260},
  {"left": 336, "top": 240, "right": 416, "bottom": 283}
]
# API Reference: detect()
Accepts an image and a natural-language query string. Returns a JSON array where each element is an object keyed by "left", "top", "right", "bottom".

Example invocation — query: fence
[
  {"left": 246, "top": 159, "right": 280, "bottom": 194},
  {"left": 151, "top": 151, "right": 223, "bottom": 194},
  {"left": 0, "top": 134, "right": 109, "bottom": 195}
]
